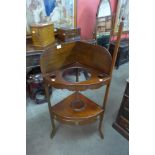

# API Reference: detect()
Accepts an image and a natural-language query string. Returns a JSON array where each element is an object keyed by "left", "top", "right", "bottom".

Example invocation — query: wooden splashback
[
  {"left": 40, "top": 41, "right": 112, "bottom": 75},
  {"left": 74, "top": 41, "right": 112, "bottom": 74},
  {"left": 40, "top": 42, "right": 76, "bottom": 74}
]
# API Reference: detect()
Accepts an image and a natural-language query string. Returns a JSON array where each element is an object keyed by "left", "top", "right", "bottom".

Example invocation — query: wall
[{"left": 77, "top": 0, "right": 118, "bottom": 40}]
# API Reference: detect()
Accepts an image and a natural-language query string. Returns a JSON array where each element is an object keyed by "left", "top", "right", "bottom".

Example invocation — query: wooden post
[
  {"left": 99, "top": 17, "right": 125, "bottom": 139},
  {"left": 103, "top": 17, "right": 125, "bottom": 109},
  {"left": 44, "top": 84, "right": 56, "bottom": 138},
  {"left": 110, "top": 17, "right": 125, "bottom": 76}
]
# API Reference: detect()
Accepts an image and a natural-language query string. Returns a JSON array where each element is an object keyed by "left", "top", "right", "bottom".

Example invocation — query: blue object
[{"left": 44, "top": 0, "right": 55, "bottom": 16}]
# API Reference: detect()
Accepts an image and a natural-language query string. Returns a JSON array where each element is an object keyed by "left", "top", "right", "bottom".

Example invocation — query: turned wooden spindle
[
  {"left": 102, "top": 17, "right": 124, "bottom": 110},
  {"left": 98, "top": 18, "right": 125, "bottom": 139},
  {"left": 110, "top": 17, "right": 125, "bottom": 76}
]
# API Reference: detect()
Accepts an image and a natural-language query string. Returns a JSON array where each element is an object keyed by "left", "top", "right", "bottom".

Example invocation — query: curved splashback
[{"left": 40, "top": 41, "right": 112, "bottom": 75}]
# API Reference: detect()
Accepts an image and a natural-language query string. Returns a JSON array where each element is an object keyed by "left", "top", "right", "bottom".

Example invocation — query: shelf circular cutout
[{"left": 62, "top": 67, "right": 91, "bottom": 83}]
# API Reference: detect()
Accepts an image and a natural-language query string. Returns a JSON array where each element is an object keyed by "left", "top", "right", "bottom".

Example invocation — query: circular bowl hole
[
  {"left": 62, "top": 67, "right": 91, "bottom": 83},
  {"left": 98, "top": 74, "right": 104, "bottom": 81},
  {"left": 50, "top": 74, "right": 56, "bottom": 81},
  {"left": 98, "top": 74, "right": 104, "bottom": 79}
]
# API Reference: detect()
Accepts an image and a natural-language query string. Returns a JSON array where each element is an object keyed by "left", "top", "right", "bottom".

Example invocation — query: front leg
[{"left": 44, "top": 84, "right": 56, "bottom": 139}]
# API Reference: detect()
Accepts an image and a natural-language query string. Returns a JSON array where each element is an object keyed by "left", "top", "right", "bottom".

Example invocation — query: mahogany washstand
[{"left": 40, "top": 19, "right": 124, "bottom": 139}]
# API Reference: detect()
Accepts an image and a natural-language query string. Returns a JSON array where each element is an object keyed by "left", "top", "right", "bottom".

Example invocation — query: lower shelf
[{"left": 51, "top": 92, "right": 104, "bottom": 125}]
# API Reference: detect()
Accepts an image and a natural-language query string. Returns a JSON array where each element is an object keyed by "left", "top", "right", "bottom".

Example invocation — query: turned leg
[
  {"left": 103, "top": 83, "right": 110, "bottom": 110},
  {"left": 98, "top": 83, "right": 111, "bottom": 139},
  {"left": 44, "top": 84, "right": 56, "bottom": 139}
]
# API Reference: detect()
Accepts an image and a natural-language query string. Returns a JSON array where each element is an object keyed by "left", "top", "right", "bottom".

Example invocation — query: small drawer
[
  {"left": 118, "top": 116, "right": 129, "bottom": 132},
  {"left": 57, "top": 28, "right": 81, "bottom": 42}
]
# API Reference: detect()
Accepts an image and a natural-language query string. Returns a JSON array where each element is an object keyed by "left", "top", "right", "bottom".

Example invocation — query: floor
[{"left": 26, "top": 63, "right": 129, "bottom": 155}]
